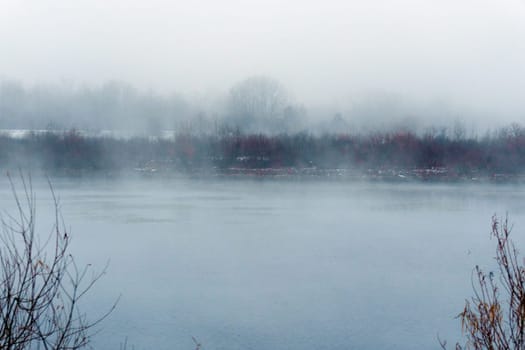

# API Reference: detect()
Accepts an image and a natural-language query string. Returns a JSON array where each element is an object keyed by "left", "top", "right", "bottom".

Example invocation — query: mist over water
[{"left": 1, "top": 177, "right": 524, "bottom": 349}]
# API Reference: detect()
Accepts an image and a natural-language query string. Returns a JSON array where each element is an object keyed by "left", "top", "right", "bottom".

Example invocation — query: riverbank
[{"left": 0, "top": 128, "right": 524, "bottom": 182}]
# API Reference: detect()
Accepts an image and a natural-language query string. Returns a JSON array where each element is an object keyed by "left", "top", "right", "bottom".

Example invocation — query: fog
[
  {"left": 2, "top": 2, "right": 525, "bottom": 348},
  {"left": 0, "top": 78, "right": 520, "bottom": 135},
  {"left": 1, "top": 0, "right": 525, "bottom": 130}
]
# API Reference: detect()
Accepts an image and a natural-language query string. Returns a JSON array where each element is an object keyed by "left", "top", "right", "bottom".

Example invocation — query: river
[{"left": 1, "top": 176, "right": 524, "bottom": 349}]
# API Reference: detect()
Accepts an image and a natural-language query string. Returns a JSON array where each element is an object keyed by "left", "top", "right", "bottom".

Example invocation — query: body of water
[{"left": 1, "top": 177, "right": 525, "bottom": 349}]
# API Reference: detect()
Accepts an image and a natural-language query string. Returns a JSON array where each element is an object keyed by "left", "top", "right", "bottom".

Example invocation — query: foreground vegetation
[
  {"left": 0, "top": 124, "right": 524, "bottom": 181},
  {"left": 441, "top": 216, "right": 525, "bottom": 349},
  {"left": 0, "top": 175, "right": 115, "bottom": 349}
]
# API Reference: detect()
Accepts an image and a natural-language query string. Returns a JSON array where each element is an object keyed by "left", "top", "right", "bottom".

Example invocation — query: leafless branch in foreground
[
  {"left": 0, "top": 173, "right": 117, "bottom": 349},
  {"left": 441, "top": 215, "right": 525, "bottom": 350}
]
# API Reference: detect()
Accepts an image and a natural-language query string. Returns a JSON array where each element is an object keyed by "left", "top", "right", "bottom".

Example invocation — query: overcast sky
[{"left": 1, "top": 0, "right": 525, "bottom": 123}]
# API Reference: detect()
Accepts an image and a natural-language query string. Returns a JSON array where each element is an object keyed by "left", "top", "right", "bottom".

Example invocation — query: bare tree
[
  {"left": 0, "top": 174, "right": 116, "bottom": 349},
  {"left": 227, "top": 76, "right": 289, "bottom": 132},
  {"left": 440, "top": 215, "right": 525, "bottom": 350}
]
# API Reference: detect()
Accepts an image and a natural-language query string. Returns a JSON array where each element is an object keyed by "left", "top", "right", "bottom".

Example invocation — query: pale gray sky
[{"left": 1, "top": 0, "right": 525, "bottom": 122}]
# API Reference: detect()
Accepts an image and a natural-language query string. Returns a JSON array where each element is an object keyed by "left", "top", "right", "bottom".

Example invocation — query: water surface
[{"left": 1, "top": 177, "right": 524, "bottom": 349}]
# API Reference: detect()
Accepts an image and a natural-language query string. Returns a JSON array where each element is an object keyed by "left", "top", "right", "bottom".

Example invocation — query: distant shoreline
[
  {"left": 0, "top": 128, "right": 524, "bottom": 182},
  {"left": 134, "top": 166, "right": 525, "bottom": 183}
]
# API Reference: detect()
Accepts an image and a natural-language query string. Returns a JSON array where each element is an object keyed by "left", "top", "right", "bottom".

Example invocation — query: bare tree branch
[
  {"left": 0, "top": 174, "right": 116, "bottom": 349},
  {"left": 443, "top": 215, "right": 525, "bottom": 349}
]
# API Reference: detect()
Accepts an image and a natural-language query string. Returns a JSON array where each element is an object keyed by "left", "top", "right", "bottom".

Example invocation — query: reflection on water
[{"left": 1, "top": 178, "right": 525, "bottom": 350}]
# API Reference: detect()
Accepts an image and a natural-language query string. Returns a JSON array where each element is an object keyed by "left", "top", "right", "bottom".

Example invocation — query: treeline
[
  {"left": 0, "top": 80, "right": 192, "bottom": 133},
  {"left": 1, "top": 125, "right": 524, "bottom": 179},
  {"left": 1, "top": 77, "right": 510, "bottom": 138},
  {"left": 0, "top": 77, "right": 306, "bottom": 135}
]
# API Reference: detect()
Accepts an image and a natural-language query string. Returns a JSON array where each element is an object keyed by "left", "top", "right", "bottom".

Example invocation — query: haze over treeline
[{"left": 0, "top": 77, "right": 521, "bottom": 137}]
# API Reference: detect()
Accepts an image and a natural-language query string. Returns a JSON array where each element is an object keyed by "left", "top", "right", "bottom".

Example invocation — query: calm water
[{"left": 2, "top": 177, "right": 525, "bottom": 350}]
